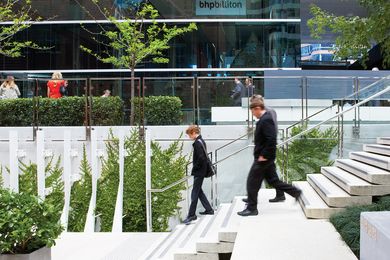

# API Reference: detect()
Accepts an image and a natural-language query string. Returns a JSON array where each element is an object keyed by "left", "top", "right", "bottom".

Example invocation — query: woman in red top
[{"left": 47, "top": 72, "right": 68, "bottom": 99}]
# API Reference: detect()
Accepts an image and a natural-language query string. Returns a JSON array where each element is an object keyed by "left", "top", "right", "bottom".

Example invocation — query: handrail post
[{"left": 145, "top": 128, "right": 152, "bottom": 232}]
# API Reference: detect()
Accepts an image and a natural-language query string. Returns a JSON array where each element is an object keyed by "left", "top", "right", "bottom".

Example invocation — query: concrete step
[
  {"left": 293, "top": 181, "right": 343, "bottom": 219},
  {"left": 321, "top": 167, "right": 390, "bottom": 196},
  {"left": 336, "top": 158, "right": 390, "bottom": 185},
  {"left": 349, "top": 151, "right": 390, "bottom": 171},
  {"left": 377, "top": 137, "right": 390, "bottom": 145},
  {"left": 173, "top": 215, "right": 218, "bottom": 260},
  {"left": 307, "top": 174, "right": 372, "bottom": 207},
  {"left": 195, "top": 204, "right": 234, "bottom": 254},
  {"left": 231, "top": 219, "right": 357, "bottom": 260},
  {"left": 218, "top": 196, "right": 246, "bottom": 243},
  {"left": 140, "top": 224, "right": 192, "bottom": 260},
  {"left": 364, "top": 144, "right": 390, "bottom": 156}
]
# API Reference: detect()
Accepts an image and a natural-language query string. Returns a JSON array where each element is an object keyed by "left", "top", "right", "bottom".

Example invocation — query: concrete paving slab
[
  {"left": 231, "top": 219, "right": 357, "bottom": 260},
  {"left": 350, "top": 151, "right": 390, "bottom": 171}
]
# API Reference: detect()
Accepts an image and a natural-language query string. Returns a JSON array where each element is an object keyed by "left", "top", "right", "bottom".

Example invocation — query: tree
[
  {"left": 308, "top": 0, "right": 390, "bottom": 68},
  {"left": 78, "top": 1, "right": 197, "bottom": 125},
  {"left": 0, "top": 0, "right": 42, "bottom": 57}
]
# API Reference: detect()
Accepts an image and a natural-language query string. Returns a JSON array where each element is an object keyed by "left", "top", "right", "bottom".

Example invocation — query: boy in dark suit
[{"left": 183, "top": 125, "right": 214, "bottom": 224}]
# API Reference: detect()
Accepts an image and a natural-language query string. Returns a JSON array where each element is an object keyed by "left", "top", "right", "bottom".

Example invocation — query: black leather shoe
[
  {"left": 293, "top": 189, "right": 302, "bottom": 202},
  {"left": 269, "top": 196, "right": 286, "bottom": 203},
  {"left": 199, "top": 210, "right": 214, "bottom": 215},
  {"left": 183, "top": 215, "right": 197, "bottom": 225},
  {"left": 237, "top": 208, "right": 258, "bottom": 216},
  {"left": 242, "top": 198, "right": 248, "bottom": 203}
]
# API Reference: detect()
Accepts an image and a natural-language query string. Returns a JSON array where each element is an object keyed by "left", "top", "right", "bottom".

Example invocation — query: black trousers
[
  {"left": 246, "top": 160, "right": 300, "bottom": 211},
  {"left": 188, "top": 176, "right": 213, "bottom": 217}
]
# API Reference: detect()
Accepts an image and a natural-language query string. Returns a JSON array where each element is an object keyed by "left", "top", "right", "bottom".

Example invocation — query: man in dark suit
[
  {"left": 238, "top": 100, "right": 301, "bottom": 216},
  {"left": 183, "top": 125, "right": 214, "bottom": 224}
]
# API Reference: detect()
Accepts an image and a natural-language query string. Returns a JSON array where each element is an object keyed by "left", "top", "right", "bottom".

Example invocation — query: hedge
[
  {"left": 133, "top": 96, "right": 183, "bottom": 125},
  {"left": 0, "top": 96, "right": 124, "bottom": 126},
  {"left": 330, "top": 196, "right": 390, "bottom": 257}
]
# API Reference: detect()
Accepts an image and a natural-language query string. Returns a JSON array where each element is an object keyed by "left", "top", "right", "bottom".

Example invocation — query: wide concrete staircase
[{"left": 294, "top": 137, "right": 390, "bottom": 219}]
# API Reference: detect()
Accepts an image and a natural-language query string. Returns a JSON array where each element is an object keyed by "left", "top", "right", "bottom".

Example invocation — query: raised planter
[{"left": 0, "top": 247, "right": 50, "bottom": 260}]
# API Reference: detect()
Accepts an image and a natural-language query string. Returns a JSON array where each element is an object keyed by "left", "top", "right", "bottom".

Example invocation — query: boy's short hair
[
  {"left": 250, "top": 94, "right": 264, "bottom": 103},
  {"left": 249, "top": 100, "right": 265, "bottom": 109},
  {"left": 186, "top": 125, "right": 200, "bottom": 135}
]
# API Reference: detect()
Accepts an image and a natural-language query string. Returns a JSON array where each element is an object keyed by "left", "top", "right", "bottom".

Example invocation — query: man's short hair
[
  {"left": 186, "top": 125, "right": 200, "bottom": 135},
  {"left": 250, "top": 94, "right": 264, "bottom": 103},
  {"left": 249, "top": 99, "right": 265, "bottom": 109}
]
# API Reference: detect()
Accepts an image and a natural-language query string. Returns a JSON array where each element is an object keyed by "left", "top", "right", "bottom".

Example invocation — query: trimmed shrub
[
  {"left": 0, "top": 96, "right": 123, "bottom": 126},
  {"left": 133, "top": 96, "right": 183, "bottom": 125},
  {"left": 330, "top": 196, "right": 390, "bottom": 257},
  {"left": 0, "top": 189, "right": 64, "bottom": 254}
]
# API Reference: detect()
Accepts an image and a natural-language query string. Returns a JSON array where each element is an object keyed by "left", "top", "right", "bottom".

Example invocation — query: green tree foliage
[
  {"left": 96, "top": 129, "right": 188, "bottom": 232},
  {"left": 308, "top": 0, "right": 390, "bottom": 68},
  {"left": 133, "top": 96, "right": 183, "bottom": 125},
  {"left": 277, "top": 125, "right": 338, "bottom": 182},
  {"left": 78, "top": 0, "right": 197, "bottom": 124},
  {"left": 0, "top": 0, "right": 43, "bottom": 57},
  {"left": 68, "top": 146, "right": 92, "bottom": 232},
  {"left": 330, "top": 196, "right": 390, "bottom": 257},
  {"left": 0, "top": 189, "right": 64, "bottom": 254}
]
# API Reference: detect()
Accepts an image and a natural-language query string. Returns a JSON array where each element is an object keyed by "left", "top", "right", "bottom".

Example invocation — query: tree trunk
[{"left": 130, "top": 68, "right": 135, "bottom": 125}]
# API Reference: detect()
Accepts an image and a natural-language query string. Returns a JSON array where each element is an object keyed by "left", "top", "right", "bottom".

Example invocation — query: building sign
[{"left": 196, "top": 0, "right": 247, "bottom": 16}]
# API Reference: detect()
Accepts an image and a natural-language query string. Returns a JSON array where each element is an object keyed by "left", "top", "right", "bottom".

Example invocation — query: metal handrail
[
  {"left": 149, "top": 176, "right": 192, "bottom": 193},
  {"left": 277, "top": 85, "right": 390, "bottom": 148}
]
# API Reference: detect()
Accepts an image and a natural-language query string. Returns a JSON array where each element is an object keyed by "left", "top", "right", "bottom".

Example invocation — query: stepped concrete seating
[
  {"left": 307, "top": 174, "right": 372, "bottom": 207},
  {"left": 293, "top": 181, "right": 344, "bottom": 219},
  {"left": 297, "top": 137, "right": 390, "bottom": 219}
]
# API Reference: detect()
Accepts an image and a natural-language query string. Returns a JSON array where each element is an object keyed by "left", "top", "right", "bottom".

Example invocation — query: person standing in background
[
  {"left": 244, "top": 77, "right": 255, "bottom": 98},
  {"left": 0, "top": 76, "right": 20, "bottom": 99},
  {"left": 47, "top": 72, "right": 68, "bottom": 99},
  {"left": 231, "top": 78, "right": 244, "bottom": 106}
]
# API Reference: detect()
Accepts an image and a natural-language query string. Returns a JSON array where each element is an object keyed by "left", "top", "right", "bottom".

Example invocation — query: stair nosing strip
[
  {"left": 323, "top": 168, "right": 352, "bottom": 186},
  {"left": 221, "top": 199, "right": 237, "bottom": 228},
  {"left": 159, "top": 225, "right": 190, "bottom": 258},
  {"left": 352, "top": 152, "right": 389, "bottom": 164},
  {"left": 337, "top": 160, "right": 368, "bottom": 176},
  {"left": 178, "top": 216, "right": 207, "bottom": 248},
  {"left": 200, "top": 207, "right": 222, "bottom": 238},
  {"left": 366, "top": 144, "right": 390, "bottom": 151},
  {"left": 144, "top": 226, "right": 182, "bottom": 259},
  {"left": 309, "top": 175, "right": 331, "bottom": 196}
]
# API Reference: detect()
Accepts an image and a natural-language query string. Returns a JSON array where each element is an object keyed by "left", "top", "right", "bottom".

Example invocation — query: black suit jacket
[
  {"left": 191, "top": 135, "right": 208, "bottom": 177},
  {"left": 253, "top": 111, "right": 277, "bottom": 161}
]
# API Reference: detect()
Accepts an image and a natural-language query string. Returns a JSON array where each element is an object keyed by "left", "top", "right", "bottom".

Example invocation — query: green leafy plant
[
  {"left": 68, "top": 146, "right": 92, "bottom": 232},
  {"left": 277, "top": 125, "right": 338, "bottom": 182},
  {"left": 18, "top": 156, "right": 65, "bottom": 221},
  {"left": 0, "top": 189, "right": 64, "bottom": 254},
  {"left": 95, "top": 129, "right": 188, "bottom": 232},
  {"left": 78, "top": 0, "right": 196, "bottom": 124},
  {"left": 0, "top": 97, "right": 124, "bottom": 126},
  {"left": 133, "top": 96, "right": 183, "bottom": 125},
  {"left": 95, "top": 131, "right": 120, "bottom": 232},
  {"left": 330, "top": 196, "right": 390, "bottom": 257}
]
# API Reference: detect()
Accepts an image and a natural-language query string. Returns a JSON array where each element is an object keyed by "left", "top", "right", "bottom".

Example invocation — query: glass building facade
[{"left": 1, "top": 0, "right": 301, "bottom": 72}]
